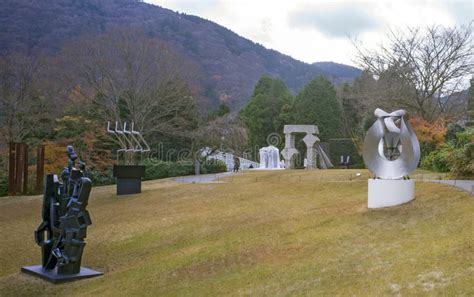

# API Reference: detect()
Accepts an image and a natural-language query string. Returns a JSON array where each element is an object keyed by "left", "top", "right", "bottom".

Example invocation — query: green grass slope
[{"left": 0, "top": 170, "right": 472, "bottom": 296}]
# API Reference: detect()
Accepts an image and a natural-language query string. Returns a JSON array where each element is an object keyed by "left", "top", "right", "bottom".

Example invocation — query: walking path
[
  {"left": 424, "top": 180, "right": 474, "bottom": 195},
  {"left": 173, "top": 172, "right": 234, "bottom": 183},
  {"left": 173, "top": 173, "right": 473, "bottom": 195}
]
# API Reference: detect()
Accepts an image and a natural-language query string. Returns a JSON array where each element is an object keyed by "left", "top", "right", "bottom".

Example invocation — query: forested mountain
[{"left": 0, "top": 0, "right": 361, "bottom": 110}]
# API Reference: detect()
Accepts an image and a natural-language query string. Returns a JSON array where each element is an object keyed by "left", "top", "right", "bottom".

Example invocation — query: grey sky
[
  {"left": 288, "top": 2, "right": 380, "bottom": 38},
  {"left": 146, "top": 0, "right": 473, "bottom": 66}
]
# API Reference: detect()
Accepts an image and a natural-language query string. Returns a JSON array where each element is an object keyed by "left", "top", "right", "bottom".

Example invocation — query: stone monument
[
  {"left": 22, "top": 146, "right": 102, "bottom": 283},
  {"left": 282, "top": 125, "right": 333, "bottom": 169},
  {"left": 363, "top": 109, "right": 420, "bottom": 208}
]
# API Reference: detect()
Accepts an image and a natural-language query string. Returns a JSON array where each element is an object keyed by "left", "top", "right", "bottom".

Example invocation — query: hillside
[{"left": 0, "top": 0, "right": 361, "bottom": 110}]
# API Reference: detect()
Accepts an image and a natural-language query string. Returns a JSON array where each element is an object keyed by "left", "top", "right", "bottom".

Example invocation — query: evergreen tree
[
  {"left": 215, "top": 102, "right": 230, "bottom": 117},
  {"left": 340, "top": 82, "right": 361, "bottom": 137},
  {"left": 292, "top": 76, "right": 343, "bottom": 140},
  {"left": 240, "top": 76, "right": 292, "bottom": 152}
]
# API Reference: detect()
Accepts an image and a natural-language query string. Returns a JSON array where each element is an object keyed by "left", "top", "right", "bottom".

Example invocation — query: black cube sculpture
[
  {"left": 113, "top": 164, "right": 146, "bottom": 195},
  {"left": 22, "top": 146, "right": 102, "bottom": 283}
]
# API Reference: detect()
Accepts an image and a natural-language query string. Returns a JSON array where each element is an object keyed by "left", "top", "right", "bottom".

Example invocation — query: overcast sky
[{"left": 145, "top": 0, "right": 473, "bottom": 66}]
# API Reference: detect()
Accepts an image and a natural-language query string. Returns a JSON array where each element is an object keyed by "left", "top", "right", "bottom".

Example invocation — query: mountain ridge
[{"left": 0, "top": 0, "right": 361, "bottom": 110}]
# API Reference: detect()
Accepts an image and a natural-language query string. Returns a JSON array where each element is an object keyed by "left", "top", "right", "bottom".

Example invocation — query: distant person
[
  {"left": 280, "top": 160, "right": 285, "bottom": 169},
  {"left": 249, "top": 164, "right": 254, "bottom": 169},
  {"left": 233, "top": 156, "right": 240, "bottom": 173}
]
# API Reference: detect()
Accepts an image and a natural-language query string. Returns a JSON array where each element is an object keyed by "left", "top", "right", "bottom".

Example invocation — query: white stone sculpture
[
  {"left": 282, "top": 125, "right": 333, "bottom": 169},
  {"left": 259, "top": 145, "right": 281, "bottom": 169},
  {"left": 363, "top": 108, "right": 420, "bottom": 208}
]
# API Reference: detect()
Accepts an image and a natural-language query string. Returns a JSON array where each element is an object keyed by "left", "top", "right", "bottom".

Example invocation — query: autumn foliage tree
[{"left": 408, "top": 116, "right": 447, "bottom": 155}]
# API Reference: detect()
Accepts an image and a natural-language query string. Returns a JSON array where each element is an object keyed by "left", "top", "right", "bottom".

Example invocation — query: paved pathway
[
  {"left": 173, "top": 172, "right": 234, "bottom": 183},
  {"left": 174, "top": 173, "right": 474, "bottom": 195},
  {"left": 424, "top": 180, "right": 474, "bottom": 195}
]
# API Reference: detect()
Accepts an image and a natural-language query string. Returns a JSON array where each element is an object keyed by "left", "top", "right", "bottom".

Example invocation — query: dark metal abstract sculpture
[{"left": 22, "top": 146, "right": 102, "bottom": 283}]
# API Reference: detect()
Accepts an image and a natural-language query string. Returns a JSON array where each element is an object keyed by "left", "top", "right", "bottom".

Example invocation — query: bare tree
[
  {"left": 191, "top": 113, "right": 248, "bottom": 154},
  {"left": 186, "top": 112, "right": 248, "bottom": 173},
  {"left": 60, "top": 28, "right": 200, "bottom": 137},
  {"left": 354, "top": 24, "right": 473, "bottom": 121},
  {"left": 0, "top": 52, "right": 49, "bottom": 144}
]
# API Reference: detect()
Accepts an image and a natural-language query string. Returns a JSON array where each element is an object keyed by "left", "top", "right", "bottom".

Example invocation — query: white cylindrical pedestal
[{"left": 368, "top": 179, "right": 415, "bottom": 208}]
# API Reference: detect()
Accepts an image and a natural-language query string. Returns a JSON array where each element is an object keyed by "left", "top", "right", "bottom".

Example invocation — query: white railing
[{"left": 208, "top": 151, "right": 259, "bottom": 171}]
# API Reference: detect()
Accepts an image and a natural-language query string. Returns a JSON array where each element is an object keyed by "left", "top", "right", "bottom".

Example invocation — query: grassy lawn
[{"left": 0, "top": 169, "right": 472, "bottom": 296}]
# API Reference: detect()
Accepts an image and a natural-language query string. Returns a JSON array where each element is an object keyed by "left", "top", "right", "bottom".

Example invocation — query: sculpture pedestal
[
  {"left": 368, "top": 179, "right": 415, "bottom": 208},
  {"left": 21, "top": 265, "right": 102, "bottom": 284},
  {"left": 113, "top": 165, "right": 145, "bottom": 195}
]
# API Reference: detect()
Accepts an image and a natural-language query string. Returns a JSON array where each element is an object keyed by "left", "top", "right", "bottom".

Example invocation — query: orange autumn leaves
[{"left": 409, "top": 117, "right": 447, "bottom": 149}]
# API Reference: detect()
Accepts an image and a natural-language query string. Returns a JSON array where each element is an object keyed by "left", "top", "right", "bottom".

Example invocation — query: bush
[
  {"left": 409, "top": 117, "right": 447, "bottom": 156},
  {"left": 143, "top": 158, "right": 227, "bottom": 180},
  {"left": 0, "top": 175, "right": 8, "bottom": 197},
  {"left": 87, "top": 169, "right": 115, "bottom": 186},
  {"left": 421, "top": 150, "right": 451, "bottom": 172},
  {"left": 142, "top": 158, "right": 194, "bottom": 180},
  {"left": 201, "top": 159, "right": 227, "bottom": 174},
  {"left": 421, "top": 128, "right": 474, "bottom": 178},
  {"left": 142, "top": 158, "right": 171, "bottom": 180},
  {"left": 168, "top": 160, "right": 194, "bottom": 177}
]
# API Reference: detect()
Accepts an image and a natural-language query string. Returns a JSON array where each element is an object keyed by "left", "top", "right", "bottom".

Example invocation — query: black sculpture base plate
[{"left": 21, "top": 265, "right": 103, "bottom": 284}]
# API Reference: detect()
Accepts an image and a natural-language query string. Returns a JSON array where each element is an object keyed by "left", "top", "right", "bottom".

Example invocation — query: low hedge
[
  {"left": 87, "top": 169, "right": 115, "bottom": 186},
  {"left": 142, "top": 158, "right": 227, "bottom": 180},
  {"left": 169, "top": 160, "right": 195, "bottom": 177},
  {"left": 201, "top": 159, "right": 228, "bottom": 174},
  {"left": 142, "top": 159, "right": 194, "bottom": 179}
]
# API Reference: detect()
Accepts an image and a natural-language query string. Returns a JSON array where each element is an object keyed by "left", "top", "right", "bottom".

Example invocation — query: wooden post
[
  {"left": 23, "top": 143, "right": 29, "bottom": 194},
  {"left": 14, "top": 143, "right": 24, "bottom": 194},
  {"left": 36, "top": 145, "right": 45, "bottom": 193},
  {"left": 7, "top": 142, "right": 30, "bottom": 195},
  {"left": 8, "top": 143, "right": 16, "bottom": 195}
]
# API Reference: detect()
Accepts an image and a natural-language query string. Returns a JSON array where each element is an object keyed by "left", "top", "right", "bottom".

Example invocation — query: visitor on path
[{"left": 233, "top": 156, "right": 240, "bottom": 173}]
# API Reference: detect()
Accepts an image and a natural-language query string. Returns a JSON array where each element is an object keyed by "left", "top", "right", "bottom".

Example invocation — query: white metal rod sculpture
[
  {"left": 107, "top": 122, "right": 150, "bottom": 165},
  {"left": 363, "top": 109, "right": 420, "bottom": 208}
]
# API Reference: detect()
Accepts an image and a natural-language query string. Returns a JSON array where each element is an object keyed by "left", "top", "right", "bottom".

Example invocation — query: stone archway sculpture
[{"left": 282, "top": 125, "right": 333, "bottom": 169}]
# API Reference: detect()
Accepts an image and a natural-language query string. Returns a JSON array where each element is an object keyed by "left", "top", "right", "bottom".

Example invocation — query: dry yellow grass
[{"left": 0, "top": 169, "right": 472, "bottom": 296}]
